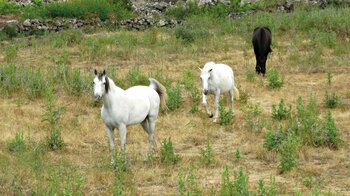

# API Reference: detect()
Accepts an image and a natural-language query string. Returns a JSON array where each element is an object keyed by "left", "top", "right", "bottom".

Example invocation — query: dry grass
[{"left": 0, "top": 28, "right": 349, "bottom": 195}]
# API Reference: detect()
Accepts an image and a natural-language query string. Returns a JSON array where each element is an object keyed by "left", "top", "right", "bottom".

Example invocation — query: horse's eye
[{"left": 103, "top": 82, "right": 106, "bottom": 85}]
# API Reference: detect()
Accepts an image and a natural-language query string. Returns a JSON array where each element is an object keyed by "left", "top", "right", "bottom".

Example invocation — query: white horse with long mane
[
  {"left": 199, "top": 61, "right": 239, "bottom": 122},
  {"left": 93, "top": 69, "right": 167, "bottom": 161}
]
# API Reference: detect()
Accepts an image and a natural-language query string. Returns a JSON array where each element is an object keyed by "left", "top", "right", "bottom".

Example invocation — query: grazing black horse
[{"left": 252, "top": 26, "right": 272, "bottom": 76}]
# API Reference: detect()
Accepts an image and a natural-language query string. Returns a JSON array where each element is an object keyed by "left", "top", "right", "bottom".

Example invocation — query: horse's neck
[{"left": 102, "top": 78, "right": 125, "bottom": 107}]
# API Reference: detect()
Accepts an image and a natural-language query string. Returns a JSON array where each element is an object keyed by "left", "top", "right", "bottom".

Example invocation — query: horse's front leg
[
  {"left": 105, "top": 125, "right": 115, "bottom": 164},
  {"left": 202, "top": 93, "right": 213, "bottom": 118},
  {"left": 118, "top": 124, "right": 127, "bottom": 151},
  {"left": 213, "top": 89, "right": 221, "bottom": 123}
]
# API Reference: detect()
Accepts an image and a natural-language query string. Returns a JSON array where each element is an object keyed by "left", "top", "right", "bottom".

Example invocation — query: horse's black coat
[{"left": 252, "top": 26, "right": 272, "bottom": 76}]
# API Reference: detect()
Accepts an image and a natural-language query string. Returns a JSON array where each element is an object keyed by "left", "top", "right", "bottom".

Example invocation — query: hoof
[{"left": 209, "top": 113, "right": 214, "bottom": 118}]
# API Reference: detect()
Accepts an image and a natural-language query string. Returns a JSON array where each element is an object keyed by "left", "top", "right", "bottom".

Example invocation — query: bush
[
  {"left": 278, "top": 132, "right": 300, "bottom": 173},
  {"left": 267, "top": 68, "right": 283, "bottom": 89},
  {"left": 321, "top": 110, "right": 342, "bottom": 149},
  {"left": 160, "top": 138, "right": 180, "bottom": 165},
  {"left": 271, "top": 99, "right": 292, "bottom": 120},
  {"left": 200, "top": 140, "right": 215, "bottom": 166},
  {"left": 45, "top": 0, "right": 113, "bottom": 21},
  {"left": 126, "top": 67, "right": 149, "bottom": 87},
  {"left": 24, "top": 69, "right": 48, "bottom": 99},
  {"left": 166, "top": 82, "right": 183, "bottom": 112},
  {"left": 4, "top": 45, "right": 18, "bottom": 63},
  {"left": 7, "top": 130, "right": 26, "bottom": 152},
  {"left": 324, "top": 91, "right": 341, "bottom": 109},
  {"left": 264, "top": 125, "right": 286, "bottom": 151},
  {"left": 175, "top": 21, "right": 210, "bottom": 44},
  {"left": 43, "top": 87, "right": 65, "bottom": 150},
  {"left": 190, "top": 88, "right": 200, "bottom": 113},
  {"left": 178, "top": 167, "right": 202, "bottom": 196},
  {"left": 219, "top": 102, "right": 233, "bottom": 125},
  {"left": 2, "top": 24, "right": 18, "bottom": 39}
]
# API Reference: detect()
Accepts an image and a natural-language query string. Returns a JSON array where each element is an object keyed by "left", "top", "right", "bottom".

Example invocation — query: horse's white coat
[
  {"left": 93, "top": 70, "right": 165, "bottom": 161},
  {"left": 199, "top": 61, "right": 239, "bottom": 122}
]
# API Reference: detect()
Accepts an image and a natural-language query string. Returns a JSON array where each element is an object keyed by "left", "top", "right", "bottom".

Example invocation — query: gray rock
[{"left": 23, "top": 19, "right": 31, "bottom": 27}]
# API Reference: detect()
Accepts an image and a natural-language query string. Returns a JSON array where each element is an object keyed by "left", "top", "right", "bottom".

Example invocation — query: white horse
[
  {"left": 93, "top": 69, "right": 167, "bottom": 161},
  {"left": 199, "top": 62, "right": 239, "bottom": 122}
]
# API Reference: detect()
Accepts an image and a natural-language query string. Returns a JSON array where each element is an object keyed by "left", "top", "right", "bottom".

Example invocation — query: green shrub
[
  {"left": 278, "top": 132, "right": 300, "bottom": 173},
  {"left": 24, "top": 69, "right": 48, "bottom": 99},
  {"left": 43, "top": 87, "right": 65, "bottom": 150},
  {"left": 178, "top": 167, "right": 202, "bottom": 196},
  {"left": 322, "top": 110, "right": 342, "bottom": 149},
  {"left": 264, "top": 125, "right": 286, "bottom": 151},
  {"left": 219, "top": 102, "right": 233, "bottom": 125},
  {"left": 181, "top": 69, "right": 195, "bottom": 90},
  {"left": 0, "top": 64, "right": 22, "bottom": 95},
  {"left": 45, "top": 0, "right": 113, "bottom": 21},
  {"left": 246, "top": 70, "right": 255, "bottom": 82},
  {"left": 2, "top": 24, "right": 18, "bottom": 39},
  {"left": 7, "top": 130, "right": 26, "bottom": 152},
  {"left": 51, "top": 29, "right": 84, "bottom": 48},
  {"left": 166, "top": 82, "right": 183, "bottom": 112},
  {"left": 0, "top": 2, "right": 22, "bottom": 14},
  {"left": 327, "top": 72, "right": 333, "bottom": 86},
  {"left": 267, "top": 68, "right": 283, "bottom": 89},
  {"left": 190, "top": 88, "right": 200, "bottom": 113},
  {"left": 4, "top": 45, "right": 18, "bottom": 63},
  {"left": 324, "top": 91, "right": 341, "bottom": 109},
  {"left": 235, "top": 148, "right": 241, "bottom": 161},
  {"left": 175, "top": 21, "right": 211, "bottom": 44},
  {"left": 126, "top": 67, "right": 148, "bottom": 87},
  {"left": 200, "top": 140, "right": 215, "bottom": 166},
  {"left": 160, "top": 138, "right": 180, "bottom": 165},
  {"left": 271, "top": 99, "right": 292, "bottom": 120},
  {"left": 243, "top": 103, "right": 270, "bottom": 133},
  {"left": 220, "top": 165, "right": 233, "bottom": 195},
  {"left": 233, "top": 167, "right": 249, "bottom": 196}
]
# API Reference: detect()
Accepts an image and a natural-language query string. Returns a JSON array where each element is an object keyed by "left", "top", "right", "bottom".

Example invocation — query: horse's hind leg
[
  {"left": 213, "top": 89, "right": 221, "bottom": 123},
  {"left": 229, "top": 89, "right": 234, "bottom": 114},
  {"left": 141, "top": 117, "right": 156, "bottom": 154}
]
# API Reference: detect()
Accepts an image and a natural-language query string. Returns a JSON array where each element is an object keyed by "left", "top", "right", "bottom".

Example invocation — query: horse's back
[{"left": 208, "top": 63, "right": 234, "bottom": 93}]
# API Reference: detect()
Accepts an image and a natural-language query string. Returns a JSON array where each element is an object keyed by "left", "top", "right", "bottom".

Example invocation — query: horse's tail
[
  {"left": 234, "top": 85, "right": 240, "bottom": 100},
  {"left": 149, "top": 78, "right": 168, "bottom": 111}
]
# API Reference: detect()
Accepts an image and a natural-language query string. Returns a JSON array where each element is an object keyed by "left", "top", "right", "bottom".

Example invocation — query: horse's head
[
  {"left": 93, "top": 69, "right": 109, "bottom": 101},
  {"left": 199, "top": 66, "right": 213, "bottom": 95}
]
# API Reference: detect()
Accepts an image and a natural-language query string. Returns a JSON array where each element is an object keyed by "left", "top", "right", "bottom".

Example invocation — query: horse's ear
[
  {"left": 94, "top": 69, "right": 97, "bottom": 76},
  {"left": 198, "top": 67, "right": 202, "bottom": 72},
  {"left": 103, "top": 69, "right": 106, "bottom": 76}
]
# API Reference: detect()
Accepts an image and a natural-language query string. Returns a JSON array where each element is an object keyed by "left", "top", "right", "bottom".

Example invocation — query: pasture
[{"left": 0, "top": 3, "right": 350, "bottom": 195}]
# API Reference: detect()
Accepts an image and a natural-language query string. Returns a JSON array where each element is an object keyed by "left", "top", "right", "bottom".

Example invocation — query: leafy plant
[
  {"left": 267, "top": 68, "right": 283, "bottom": 89},
  {"left": 233, "top": 167, "right": 249, "bottom": 196},
  {"left": 324, "top": 91, "right": 341, "bottom": 109},
  {"left": 43, "top": 87, "right": 65, "bottom": 150},
  {"left": 160, "top": 138, "right": 180, "bottom": 165},
  {"left": 271, "top": 99, "right": 292, "bottom": 120},
  {"left": 200, "top": 140, "right": 215, "bottom": 166},
  {"left": 7, "top": 130, "right": 26, "bottom": 152},
  {"left": 166, "top": 82, "right": 183, "bottom": 112},
  {"left": 278, "top": 132, "right": 300, "bottom": 173},
  {"left": 322, "top": 110, "right": 342, "bottom": 149},
  {"left": 219, "top": 102, "right": 233, "bottom": 126},
  {"left": 178, "top": 167, "right": 202, "bottom": 196},
  {"left": 190, "top": 88, "right": 200, "bottom": 113},
  {"left": 235, "top": 148, "right": 241, "bottom": 161}
]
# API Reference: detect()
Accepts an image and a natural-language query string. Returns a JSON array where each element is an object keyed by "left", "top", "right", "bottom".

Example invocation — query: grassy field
[{"left": 0, "top": 4, "right": 350, "bottom": 195}]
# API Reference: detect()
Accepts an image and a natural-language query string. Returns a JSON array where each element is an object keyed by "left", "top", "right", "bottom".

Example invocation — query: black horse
[{"left": 252, "top": 26, "right": 272, "bottom": 76}]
